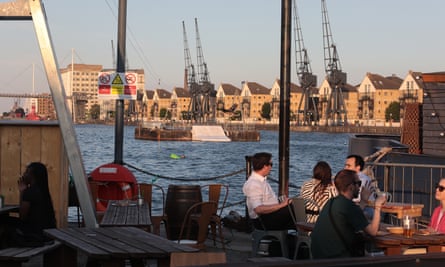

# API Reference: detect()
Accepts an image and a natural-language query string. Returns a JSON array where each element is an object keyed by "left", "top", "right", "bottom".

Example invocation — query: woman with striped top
[{"left": 299, "top": 161, "right": 338, "bottom": 223}]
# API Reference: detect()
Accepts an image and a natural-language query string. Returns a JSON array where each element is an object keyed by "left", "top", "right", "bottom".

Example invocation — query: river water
[{"left": 73, "top": 124, "right": 351, "bottom": 216}]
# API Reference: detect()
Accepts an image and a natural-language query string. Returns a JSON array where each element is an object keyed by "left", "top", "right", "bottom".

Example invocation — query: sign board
[{"left": 98, "top": 72, "right": 137, "bottom": 100}]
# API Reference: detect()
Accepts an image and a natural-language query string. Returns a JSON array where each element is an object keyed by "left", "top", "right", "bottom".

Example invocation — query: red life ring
[{"left": 119, "top": 182, "right": 133, "bottom": 200}]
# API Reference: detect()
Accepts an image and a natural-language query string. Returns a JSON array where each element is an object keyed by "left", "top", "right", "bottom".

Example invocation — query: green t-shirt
[{"left": 311, "top": 195, "right": 369, "bottom": 258}]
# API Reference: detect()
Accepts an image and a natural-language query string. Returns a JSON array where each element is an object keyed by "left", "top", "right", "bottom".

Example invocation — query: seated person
[
  {"left": 428, "top": 177, "right": 445, "bottom": 233},
  {"left": 242, "top": 152, "right": 294, "bottom": 230},
  {"left": 299, "top": 161, "right": 337, "bottom": 223},
  {"left": 311, "top": 169, "right": 386, "bottom": 259},
  {"left": 0, "top": 162, "right": 56, "bottom": 248}
]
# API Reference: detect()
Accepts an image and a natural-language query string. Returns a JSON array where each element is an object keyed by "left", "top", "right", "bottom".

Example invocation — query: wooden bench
[{"left": 0, "top": 241, "right": 61, "bottom": 267}]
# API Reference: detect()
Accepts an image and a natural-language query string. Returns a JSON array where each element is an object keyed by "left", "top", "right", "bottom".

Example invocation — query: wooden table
[
  {"left": 100, "top": 200, "right": 151, "bottom": 228},
  {"left": 0, "top": 205, "right": 19, "bottom": 215},
  {"left": 44, "top": 227, "right": 198, "bottom": 267},
  {"left": 374, "top": 232, "right": 445, "bottom": 255},
  {"left": 379, "top": 203, "right": 424, "bottom": 219}
]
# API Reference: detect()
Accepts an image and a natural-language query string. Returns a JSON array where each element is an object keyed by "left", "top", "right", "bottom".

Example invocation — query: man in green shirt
[{"left": 311, "top": 169, "right": 386, "bottom": 258}]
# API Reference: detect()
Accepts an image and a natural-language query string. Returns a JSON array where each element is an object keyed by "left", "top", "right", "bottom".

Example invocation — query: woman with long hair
[
  {"left": 0, "top": 162, "right": 56, "bottom": 247},
  {"left": 299, "top": 161, "right": 338, "bottom": 223}
]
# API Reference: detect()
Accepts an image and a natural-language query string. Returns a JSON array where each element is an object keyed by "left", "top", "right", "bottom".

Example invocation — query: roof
[
  {"left": 220, "top": 83, "right": 241, "bottom": 96},
  {"left": 155, "top": 89, "right": 172, "bottom": 99},
  {"left": 367, "top": 73, "right": 402, "bottom": 90},
  {"left": 245, "top": 82, "right": 270, "bottom": 95},
  {"left": 173, "top": 87, "right": 189, "bottom": 98}
]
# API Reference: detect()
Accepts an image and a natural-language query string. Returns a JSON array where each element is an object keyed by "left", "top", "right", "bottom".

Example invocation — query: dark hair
[
  {"left": 251, "top": 152, "right": 272, "bottom": 171},
  {"left": 26, "top": 162, "right": 56, "bottom": 227},
  {"left": 347, "top": 154, "right": 365, "bottom": 171},
  {"left": 312, "top": 161, "right": 332, "bottom": 198},
  {"left": 334, "top": 169, "right": 358, "bottom": 193}
]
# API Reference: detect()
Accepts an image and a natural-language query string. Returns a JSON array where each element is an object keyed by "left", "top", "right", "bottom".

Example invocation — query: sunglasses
[
  {"left": 266, "top": 162, "right": 273, "bottom": 167},
  {"left": 436, "top": 184, "right": 445, "bottom": 192}
]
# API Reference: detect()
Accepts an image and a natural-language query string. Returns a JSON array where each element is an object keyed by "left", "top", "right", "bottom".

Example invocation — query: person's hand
[
  {"left": 17, "top": 176, "right": 28, "bottom": 192},
  {"left": 374, "top": 193, "right": 387, "bottom": 208}
]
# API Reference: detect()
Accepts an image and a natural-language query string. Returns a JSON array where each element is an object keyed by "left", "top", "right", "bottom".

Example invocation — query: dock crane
[
  {"left": 321, "top": 0, "right": 348, "bottom": 126},
  {"left": 182, "top": 20, "right": 201, "bottom": 122},
  {"left": 194, "top": 18, "right": 215, "bottom": 123},
  {"left": 293, "top": 0, "right": 318, "bottom": 126}
]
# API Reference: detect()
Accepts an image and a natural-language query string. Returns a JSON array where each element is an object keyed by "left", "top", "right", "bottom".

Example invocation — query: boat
[{"left": 134, "top": 121, "right": 260, "bottom": 142}]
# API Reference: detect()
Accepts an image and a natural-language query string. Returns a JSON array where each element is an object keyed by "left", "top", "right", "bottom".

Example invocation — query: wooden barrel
[{"left": 165, "top": 185, "right": 202, "bottom": 240}]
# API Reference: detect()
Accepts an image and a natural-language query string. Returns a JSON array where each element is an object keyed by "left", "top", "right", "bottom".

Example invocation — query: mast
[
  {"left": 183, "top": 20, "right": 200, "bottom": 122},
  {"left": 278, "top": 0, "right": 292, "bottom": 196},
  {"left": 114, "top": 0, "right": 127, "bottom": 164}
]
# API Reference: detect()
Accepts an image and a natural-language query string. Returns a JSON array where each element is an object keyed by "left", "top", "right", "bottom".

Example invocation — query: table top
[
  {"left": 44, "top": 227, "right": 198, "bottom": 259},
  {"left": 368, "top": 202, "right": 424, "bottom": 219},
  {"left": 100, "top": 200, "right": 151, "bottom": 227},
  {"left": 0, "top": 205, "right": 19, "bottom": 214}
]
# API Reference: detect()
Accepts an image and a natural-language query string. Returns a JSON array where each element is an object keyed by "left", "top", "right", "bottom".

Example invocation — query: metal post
[
  {"left": 278, "top": 0, "right": 292, "bottom": 196},
  {"left": 245, "top": 155, "right": 252, "bottom": 229},
  {"left": 114, "top": 0, "right": 127, "bottom": 164}
]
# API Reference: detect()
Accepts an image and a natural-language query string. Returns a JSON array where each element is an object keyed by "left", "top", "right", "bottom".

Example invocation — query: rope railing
[{"left": 123, "top": 162, "right": 245, "bottom": 182}]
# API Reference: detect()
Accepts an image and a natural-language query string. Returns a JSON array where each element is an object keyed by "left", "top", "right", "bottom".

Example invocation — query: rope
[{"left": 123, "top": 162, "right": 245, "bottom": 182}]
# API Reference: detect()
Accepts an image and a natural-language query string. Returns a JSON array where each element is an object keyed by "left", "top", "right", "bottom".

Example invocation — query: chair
[
  {"left": 88, "top": 181, "right": 105, "bottom": 223},
  {"left": 169, "top": 252, "right": 226, "bottom": 267},
  {"left": 138, "top": 183, "right": 168, "bottom": 235},
  {"left": 288, "top": 197, "right": 312, "bottom": 259},
  {"left": 251, "top": 216, "right": 289, "bottom": 258},
  {"left": 175, "top": 201, "right": 218, "bottom": 250},
  {"left": 199, "top": 184, "right": 229, "bottom": 249}
]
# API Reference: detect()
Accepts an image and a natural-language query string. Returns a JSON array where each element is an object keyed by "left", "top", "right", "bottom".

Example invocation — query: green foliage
[
  {"left": 385, "top": 101, "right": 400, "bottom": 121},
  {"left": 159, "top": 108, "right": 171, "bottom": 119},
  {"left": 261, "top": 102, "right": 271, "bottom": 120}
]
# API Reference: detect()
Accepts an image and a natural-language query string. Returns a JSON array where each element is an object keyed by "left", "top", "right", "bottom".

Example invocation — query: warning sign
[{"left": 98, "top": 72, "right": 137, "bottom": 100}]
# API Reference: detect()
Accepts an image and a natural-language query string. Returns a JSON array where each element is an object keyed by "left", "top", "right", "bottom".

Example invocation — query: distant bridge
[{"left": 0, "top": 93, "right": 88, "bottom": 100}]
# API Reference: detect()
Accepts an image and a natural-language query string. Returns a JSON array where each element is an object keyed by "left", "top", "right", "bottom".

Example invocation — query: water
[{"left": 72, "top": 124, "right": 351, "bottom": 217}]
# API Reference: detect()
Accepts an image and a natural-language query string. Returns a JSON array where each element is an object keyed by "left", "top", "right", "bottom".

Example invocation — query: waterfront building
[
  {"left": 240, "top": 81, "right": 271, "bottom": 122},
  {"left": 215, "top": 83, "right": 242, "bottom": 122},
  {"left": 357, "top": 73, "right": 402, "bottom": 126},
  {"left": 171, "top": 87, "right": 190, "bottom": 121},
  {"left": 399, "top": 71, "right": 424, "bottom": 121},
  {"left": 36, "top": 93, "right": 56, "bottom": 120},
  {"left": 60, "top": 64, "right": 145, "bottom": 122},
  {"left": 318, "top": 78, "right": 358, "bottom": 125},
  {"left": 152, "top": 89, "right": 172, "bottom": 120}
]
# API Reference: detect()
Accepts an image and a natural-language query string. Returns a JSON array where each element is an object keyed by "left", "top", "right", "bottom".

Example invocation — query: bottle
[{"left": 137, "top": 184, "right": 144, "bottom": 206}]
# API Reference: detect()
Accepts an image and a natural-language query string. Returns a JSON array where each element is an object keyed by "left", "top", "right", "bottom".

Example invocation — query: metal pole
[
  {"left": 278, "top": 0, "right": 292, "bottom": 196},
  {"left": 114, "top": 0, "right": 127, "bottom": 164},
  {"left": 245, "top": 155, "right": 252, "bottom": 229}
]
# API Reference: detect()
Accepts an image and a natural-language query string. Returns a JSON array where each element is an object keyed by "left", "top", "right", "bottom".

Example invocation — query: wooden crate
[{"left": 0, "top": 121, "right": 68, "bottom": 228}]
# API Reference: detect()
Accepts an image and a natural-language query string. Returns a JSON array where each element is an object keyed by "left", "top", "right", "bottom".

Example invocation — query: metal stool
[{"left": 251, "top": 228, "right": 289, "bottom": 258}]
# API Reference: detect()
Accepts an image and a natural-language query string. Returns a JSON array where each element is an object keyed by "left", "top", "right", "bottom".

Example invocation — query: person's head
[
  {"left": 345, "top": 154, "right": 365, "bottom": 172},
  {"left": 251, "top": 152, "right": 273, "bottom": 175},
  {"left": 24, "top": 162, "right": 50, "bottom": 191},
  {"left": 313, "top": 161, "right": 332, "bottom": 185},
  {"left": 334, "top": 169, "right": 361, "bottom": 199},
  {"left": 435, "top": 178, "right": 445, "bottom": 204}
]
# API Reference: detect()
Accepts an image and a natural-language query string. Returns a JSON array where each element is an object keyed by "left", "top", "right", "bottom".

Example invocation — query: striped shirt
[{"left": 299, "top": 178, "right": 338, "bottom": 223}]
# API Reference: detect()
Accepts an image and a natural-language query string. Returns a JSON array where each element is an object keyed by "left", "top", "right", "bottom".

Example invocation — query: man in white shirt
[{"left": 243, "top": 152, "right": 294, "bottom": 230}]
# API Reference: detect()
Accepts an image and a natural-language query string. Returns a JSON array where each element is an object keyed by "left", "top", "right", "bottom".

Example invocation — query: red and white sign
[{"left": 98, "top": 72, "right": 137, "bottom": 100}]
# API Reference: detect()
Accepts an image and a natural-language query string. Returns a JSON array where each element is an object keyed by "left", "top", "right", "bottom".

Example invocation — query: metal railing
[{"left": 368, "top": 161, "right": 445, "bottom": 219}]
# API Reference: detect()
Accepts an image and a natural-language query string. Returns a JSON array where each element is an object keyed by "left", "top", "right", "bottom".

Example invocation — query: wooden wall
[
  {"left": 0, "top": 121, "right": 69, "bottom": 228},
  {"left": 422, "top": 72, "right": 445, "bottom": 157}
]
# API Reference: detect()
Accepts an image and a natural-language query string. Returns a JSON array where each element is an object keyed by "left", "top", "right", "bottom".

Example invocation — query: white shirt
[
  {"left": 353, "top": 171, "right": 372, "bottom": 203},
  {"left": 242, "top": 171, "right": 278, "bottom": 219}
]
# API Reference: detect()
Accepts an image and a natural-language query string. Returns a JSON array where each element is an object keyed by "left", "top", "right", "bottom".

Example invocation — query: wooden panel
[
  {"left": 0, "top": 122, "right": 68, "bottom": 228},
  {"left": 0, "top": 126, "right": 22, "bottom": 204}
]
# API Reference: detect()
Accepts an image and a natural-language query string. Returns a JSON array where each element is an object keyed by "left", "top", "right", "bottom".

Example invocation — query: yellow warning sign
[{"left": 112, "top": 74, "right": 124, "bottom": 85}]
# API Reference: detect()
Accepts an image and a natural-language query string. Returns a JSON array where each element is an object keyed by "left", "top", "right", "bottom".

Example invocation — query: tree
[
  {"left": 261, "top": 102, "right": 271, "bottom": 120},
  {"left": 385, "top": 101, "right": 400, "bottom": 122},
  {"left": 90, "top": 104, "right": 100, "bottom": 120},
  {"left": 159, "top": 108, "right": 171, "bottom": 119}
]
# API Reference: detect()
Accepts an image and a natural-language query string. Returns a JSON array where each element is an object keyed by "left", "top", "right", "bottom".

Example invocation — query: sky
[{"left": 1, "top": 0, "right": 444, "bottom": 112}]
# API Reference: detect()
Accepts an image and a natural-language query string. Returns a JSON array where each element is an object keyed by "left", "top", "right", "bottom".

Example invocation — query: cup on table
[
  {"left": 375, "top": 191, "right": 392, "bottom": 202},
  {"left": 403, "top": 215, "right": 415, "bottom": 238}
]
